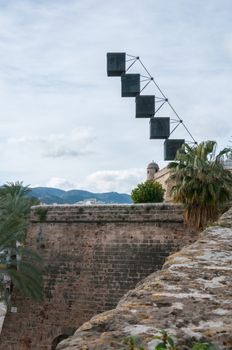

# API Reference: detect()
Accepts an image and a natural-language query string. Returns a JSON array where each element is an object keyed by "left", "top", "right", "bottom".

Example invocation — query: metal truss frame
[{"left": 126, "top": 54, "right": 197, "bottom": 145}]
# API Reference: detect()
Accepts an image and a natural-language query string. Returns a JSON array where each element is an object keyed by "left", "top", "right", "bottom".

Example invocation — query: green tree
[
  {"left": 168, "top": 141, "right": 232, "bottom": 229},
  {"left": 131, "top": 180, "right": 164, "bottom": 203},
  {"left": 0, "top": 182, "right": 43, "bottom": 304}
]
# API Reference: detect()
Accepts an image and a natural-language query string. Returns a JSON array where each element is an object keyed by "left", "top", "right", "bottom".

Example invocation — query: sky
[{"left": 0, "top": 0, "right": 231, "bottom": 193}]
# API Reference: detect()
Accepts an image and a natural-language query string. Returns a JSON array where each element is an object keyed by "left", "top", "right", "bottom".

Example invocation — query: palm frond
[{"left": 0, "top": 181, "right": 43, "bottom": 303}]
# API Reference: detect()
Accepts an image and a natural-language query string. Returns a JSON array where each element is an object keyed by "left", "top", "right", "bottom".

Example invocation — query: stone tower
[{"left": 147, "top": 161, "right": 159, "bottom": 180}]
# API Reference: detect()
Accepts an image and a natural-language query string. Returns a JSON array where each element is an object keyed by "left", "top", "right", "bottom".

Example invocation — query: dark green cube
[
  {"left": 150, "top": 117, "right": 170, "bottom": 139},
  {"left": 121, "top": 74, "right": 140, "bottom": 97},
  {"left": 107, "top": 52, "right": 126, "bottom": 76},
  {"left": 164, "top": 139, "right": 185, "bottom": 160},
  {"left": 136, "top": 95, "right": 155, "bottom": 118}
]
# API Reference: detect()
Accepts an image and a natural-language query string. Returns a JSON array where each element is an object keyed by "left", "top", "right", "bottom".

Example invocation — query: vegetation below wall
[{"left": 121, "top": 332, "right": 216, "bottom": 350}]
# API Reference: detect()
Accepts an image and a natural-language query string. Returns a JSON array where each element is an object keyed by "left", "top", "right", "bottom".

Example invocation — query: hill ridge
[{"left": 29, "top": 187, "right": 132, "bottom": 204}]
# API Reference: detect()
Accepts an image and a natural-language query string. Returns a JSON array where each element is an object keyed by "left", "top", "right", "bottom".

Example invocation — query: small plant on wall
[
  {"left": 131, "top": 180, "right": 165, "bottom": 203},
  {"left": 120, "top": 331, "right": 217, "bottom": 350},
  {"left": 35, "top": 207, "right": 48, "bottom": 222}
]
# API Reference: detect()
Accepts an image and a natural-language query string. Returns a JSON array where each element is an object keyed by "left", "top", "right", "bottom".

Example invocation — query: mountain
[{"left": 28, "top": 187, "right": 132, "bottom": 204}]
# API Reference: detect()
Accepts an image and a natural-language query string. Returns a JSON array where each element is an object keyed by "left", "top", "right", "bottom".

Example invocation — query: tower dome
[{"left": 147, "top": 161, "right": 159, "bottom": 180}]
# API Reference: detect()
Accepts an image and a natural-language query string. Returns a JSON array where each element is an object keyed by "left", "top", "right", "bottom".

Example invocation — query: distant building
[
  {"left": 75, "top": 198, "right": 105, "bottom": 205},
  {"left": 147, "top": 161, "right": 159, "bottom": 180},
  {"left": 147, "top": 158, "right": 232, "bottom": 203},
  {"left": 146, "top": 161, "right": 173, "bottom": 202}
]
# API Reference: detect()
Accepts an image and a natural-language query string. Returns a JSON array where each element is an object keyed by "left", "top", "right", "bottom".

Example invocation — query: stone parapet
[{"left": 30, "top": 204, "right": 184, "bottom": 223}]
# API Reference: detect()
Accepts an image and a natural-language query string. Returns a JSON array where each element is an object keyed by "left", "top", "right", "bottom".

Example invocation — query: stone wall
[
  {"left": 154, "top": 166, "right": 173, "bottom": 202},
  {"left": 0, "top": 204, "right": 195, "bottom": 350},
  {"left": 57, "top": 207, "right": 232, "bottom": 350}
]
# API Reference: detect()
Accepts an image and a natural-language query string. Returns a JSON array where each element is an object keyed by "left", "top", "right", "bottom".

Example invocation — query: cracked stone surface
[{"left": 58, "top": 208, "right": 232, "bottom": 350}]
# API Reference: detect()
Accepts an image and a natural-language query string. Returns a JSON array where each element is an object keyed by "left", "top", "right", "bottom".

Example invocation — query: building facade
[
  {"left": 147, "top": 158, "right": 232, "bottom": 203},
  {"left": 146, "top": 161, "right": 173, "bottom": 202}
]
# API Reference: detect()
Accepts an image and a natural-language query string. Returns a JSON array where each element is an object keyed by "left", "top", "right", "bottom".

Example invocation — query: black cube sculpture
[
  {"left": 107, "top": 52, "right": 126, "bottom": 76},
  {"left": 121, "top": 74, "right": 140, "bottom": 97},
  {"left": 150, "top": 117, "right": 170, "bottom": 139},
  {"left": 136, "top": 95, "right": 155, "bottom": 118},
  {"left": 164, "top": 139, "right": 185, "bottom": 160}
]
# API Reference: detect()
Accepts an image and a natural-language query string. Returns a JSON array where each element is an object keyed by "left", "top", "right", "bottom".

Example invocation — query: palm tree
[
  {"left": 168, "top": 141, "right": 232, "bottom": 229},
  {"left": 0, "top": 182, "right": 43, "bottom": 304}
]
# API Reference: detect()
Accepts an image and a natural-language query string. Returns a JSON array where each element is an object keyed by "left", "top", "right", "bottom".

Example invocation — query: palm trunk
[{"left": 184, "top": 204, "right": 218, "bottom": 230}]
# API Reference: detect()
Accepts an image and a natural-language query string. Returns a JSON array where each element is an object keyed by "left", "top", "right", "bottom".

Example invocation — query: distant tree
[
  {"left": 131, "top": 180, "right": 164, "bottom": 203},
  {"left": 0, "top": 182, "right": 43, "bottom": 305},
  {"left": 168, "top": 141, "right": 232, "bottom": 229}
]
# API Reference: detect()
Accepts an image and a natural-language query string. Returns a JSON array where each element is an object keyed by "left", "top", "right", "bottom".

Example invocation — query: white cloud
[
  {"left": 46, "top": 177, "right": 75, "bottom": 190},
  {"left": 81, "top": 169, "right": 145, "bottom": 193},
  {"left": 0, "top": 0, "right": 232, "bottom": 191},
  {"left": 45, "top": 168, "right": 145, "bottom": 193},
  {"left": 7, "top": 128, "right": 95, "bottom": 158}
]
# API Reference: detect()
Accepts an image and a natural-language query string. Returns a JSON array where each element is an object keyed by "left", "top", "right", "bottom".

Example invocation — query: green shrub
[{"left": 131, "top": 180, "right": 164, "bottom": 203}]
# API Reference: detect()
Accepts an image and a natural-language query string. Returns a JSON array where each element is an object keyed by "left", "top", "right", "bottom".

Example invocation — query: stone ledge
[
  {"left": 31, "top": 203, "right": 184, "bottom": 223},
  {"left": 57, "top": 207, "right": 232, "bottom": 350}
]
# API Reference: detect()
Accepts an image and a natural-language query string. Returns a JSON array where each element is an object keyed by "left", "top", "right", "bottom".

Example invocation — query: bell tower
[{"left": 147, "top": 161, "right": 159, "bottom": 180}]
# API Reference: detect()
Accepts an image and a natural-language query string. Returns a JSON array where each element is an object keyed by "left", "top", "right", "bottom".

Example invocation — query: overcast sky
[{"left": 0, "top": 0, "right": 231, "bottom": 193}]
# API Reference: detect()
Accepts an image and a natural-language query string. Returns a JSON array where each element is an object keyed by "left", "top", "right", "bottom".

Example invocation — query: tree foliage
[
  {"left": 0, "top": 182, "right": 43, "bottom": 304},
  {"left": 168, "top": 141, "right": 232, "bottom": 229},
  {"left": 131, "top": 180, "right": 164, "bottom": 203}
]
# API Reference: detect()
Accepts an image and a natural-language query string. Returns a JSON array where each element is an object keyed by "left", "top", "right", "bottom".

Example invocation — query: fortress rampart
[
  {"left": 58, "top": 207, "right": 232, "bottom": 350},
  {"left": 0, "top": 204, "right": 195, "bottom": 350}
]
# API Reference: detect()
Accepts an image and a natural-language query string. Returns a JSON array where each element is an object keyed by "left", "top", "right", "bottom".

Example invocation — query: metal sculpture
[{"left": 106, "top": 52, "right": 197, "bottom": 160}]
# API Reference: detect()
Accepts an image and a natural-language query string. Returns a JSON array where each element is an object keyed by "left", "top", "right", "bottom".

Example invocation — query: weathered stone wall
[
  {"left": 57, "top": 207, "right": 232, "bottom": 350},
  {"left": 0, "top": 204, "right": 195, "bottom": 350},
  {"left": 154, "top": 166, "right": 173, "bottom": 202}
]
